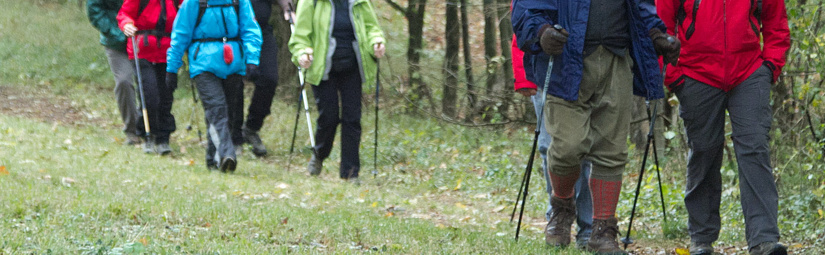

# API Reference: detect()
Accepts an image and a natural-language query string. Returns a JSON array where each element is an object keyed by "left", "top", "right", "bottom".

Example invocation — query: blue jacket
[
  {"left": 512, "top": 0, "right": 666, "bottom": 101},
  {"left": 167, "top": 0, "right": 262, "bottom": 78}
]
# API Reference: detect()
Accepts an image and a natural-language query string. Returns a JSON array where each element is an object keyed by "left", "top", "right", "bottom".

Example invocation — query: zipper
[
  {"left": 348, "top": 0, "right": 367, "bottom": 83},
  {"left": 723, "top": 0, "right": 728, "bottom": 87}
]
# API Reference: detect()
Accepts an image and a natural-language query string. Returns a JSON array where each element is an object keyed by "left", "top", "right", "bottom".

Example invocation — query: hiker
[
  {"left": 657, "top": 0, "right": 790, "bottom": 254},
  {"left": 87, "top": 0, "right": 140, "bottom": 146},
  {"left": 238, "top": 0, "right": 295, "bottom": 157},
  {"left": 512, "top": 0, "right": 679, "bottom": 253},
  {"left": 166, "top": 0, "right": 262, "bottom": 172},
  {"left": 512, "top": 36, "right": 594, "bottom": 248},
  {"left": 117, "top": 0, "right": 180, "bottom": 155},
  {"left": 289, "top": 0, "right": 385, "bottom": 183}
]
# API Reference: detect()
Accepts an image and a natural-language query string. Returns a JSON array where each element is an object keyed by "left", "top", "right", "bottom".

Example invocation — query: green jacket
[
  {"left": 288, "top": 0, "right": 385, "bottom": 87},
  {"left": 87, "top": 0, "right": 127, "bottom": 52}
]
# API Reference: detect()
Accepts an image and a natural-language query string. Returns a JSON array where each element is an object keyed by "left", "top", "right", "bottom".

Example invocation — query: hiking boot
[
  {"left": 125, "top": 133, "right": 141, "bottom": 145},
  {"left": 220, "top": 157, "right": 237, "bottom": 173},
  {"left": 243, "top": 126, "right": 267, "bottom": 156},
  {"left": 308, "top": 154, "right": 323, "bottom": 176},
  {"left": 156, "top": 142, "right": 172, "bottom": 156},
  {"left": 689, "top": 242, "right": 715, "bottom": 255},
  {"left": 749, "top": 242, "right": 787, "bottom": 255},
  {"left": 545, "top": 196, "right": 576, "bottom": 246},
  {"left": 142, "top": 139, "right": 155, "bottom": 154},
  {"left": 586, "top": 217, "right": 626, "bottom": 255}
]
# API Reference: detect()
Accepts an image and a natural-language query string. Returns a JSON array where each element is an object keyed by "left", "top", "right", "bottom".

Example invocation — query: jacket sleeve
[
  {"left": 87, "top": 0, "right": 122, "bottom": 39},
  {"left": 362, "top": 1, "right": 386, "bottom": 54},
  {"left": 166, "top": 0, "right": 198, "bottom": 73},
  {"left": 117, "top": 0, "right": 138, "bottom": 30},
  {"left": 288, "top": 0, "right": 314, "bottom": 66},
  {"left": 656, "top": 0, "right": 678, "bottom": 35},
  {"left": 760, "top": 0, "right": 790, "bottom": 82},
  {"left": 241, "top": 0, "right": 263, "bottom": 65},
  {"left": 511, "top": 36, "right": 536, "bottom": 91},
  {"left": 637, "top": 0, "right": 666, "bottom": 32},
  {"left": 511, "top": 0, "right": 557, "bottom": 55}
]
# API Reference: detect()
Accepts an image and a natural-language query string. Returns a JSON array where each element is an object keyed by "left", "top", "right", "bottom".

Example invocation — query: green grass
[{"left": 2, "top": 0, "right": 824, "bottom": 254}]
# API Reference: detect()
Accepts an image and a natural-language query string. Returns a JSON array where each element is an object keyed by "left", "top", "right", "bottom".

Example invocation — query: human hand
[
  {"left": 299, "top": 51, "right": 313, "bottom": 69},
  {"left": 649, "top": 28, "right": 681, "bottom": 65},
  {"left": 538, "top": 24, "right": 568, "bottom": 56},
  {"left": 373, "top": 43, "right": 386, "bottom": 59},
  {"left": 245, "top": 64, "right": 259, "bottom": 81},
  {"left": 166, "top": 72, "right": 178, "bottom": 90},
  {"left": 516, "top": 88, "right": 537, "bottom": 97},
  {"left": 284, "top": 11, "right": 296, "bottom": 21},
  {"left": 123, "top": 23, "right": 138, "bottom": 37}
]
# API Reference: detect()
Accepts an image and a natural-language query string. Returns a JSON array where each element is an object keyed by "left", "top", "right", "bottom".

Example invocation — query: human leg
[
  {"left": 104, "top": 48, "right": 139, "bottom": 143},
  {"left": 195, "top": 72, "right": 236, "bottom": 171},
  {"left": 728, "top": 66, "right": 780, "bottom": 250}
]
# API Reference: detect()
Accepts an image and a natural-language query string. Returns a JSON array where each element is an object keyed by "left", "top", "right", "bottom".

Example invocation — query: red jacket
[
  {"left": 117, "top": 0, "right": 179, "bottom": 63},
  {"left": 512, "top": 36, "right": 536, "bottom": 91},
  {"left": 657, "top": 0, "right": 790, "bottom": 91}
]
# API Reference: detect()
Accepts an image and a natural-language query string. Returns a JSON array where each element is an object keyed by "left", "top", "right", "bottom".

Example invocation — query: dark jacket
[
  {"left": 87, "top": 0, "right": 127, "bottom": 51},
  {"left": 512, "top": 0, "right": 666, "bottom": 101}
]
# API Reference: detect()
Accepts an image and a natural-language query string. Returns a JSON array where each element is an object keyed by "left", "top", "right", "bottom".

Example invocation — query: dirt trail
[{"left": 0, "top": 85, "right": 103, "bottom": 126}]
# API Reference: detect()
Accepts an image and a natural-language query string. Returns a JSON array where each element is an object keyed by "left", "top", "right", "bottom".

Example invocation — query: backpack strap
[{"left": 137, "top": 0, "right": 150, "bottom": 18}]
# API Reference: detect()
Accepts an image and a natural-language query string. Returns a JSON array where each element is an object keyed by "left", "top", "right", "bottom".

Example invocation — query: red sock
[
  {"left": 590, "top": 178, "right": 622, "bottom": 220},
  {"left": 549, "top": 171, "right": 580, "bottom": 199}
]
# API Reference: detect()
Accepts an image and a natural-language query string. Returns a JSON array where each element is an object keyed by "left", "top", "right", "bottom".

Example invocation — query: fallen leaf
[
  {"left": 370, "top": 202, "right": 378, "bottom": 208},
  {"left": 0, "top": 166, "right": 7, "bottom": 175},
  {"left": 455, "top": 202, "right": 467, "bottom": 209},
  {"left": 492, "top": 206, "right": 506, "bottom": 212},
  {"left": 675, "top": 248, "right": 689, "bottom": 255},
  {"left": 139, "top": 237, "right": 148, "bottom": 245},
  {"left": 454, "top": 179, "right": 462, "bottom": 190},
  {"left": 180, "top": 146, "right": 187, "bottom": 154},
  {"left": 281, "top": 217, "right": 289, "bottom": 225},
  {"left": 61, "top": 177, "right": 76, "bottom": 186},
  {"left": 203, "top": 222, "right": 212, "bottom": 228},
  {"left": 384, "top": 211, "right": 394, "bottom": 217},
  {"left": 460, "top": 216, "right": 471, "bottom": 222}
]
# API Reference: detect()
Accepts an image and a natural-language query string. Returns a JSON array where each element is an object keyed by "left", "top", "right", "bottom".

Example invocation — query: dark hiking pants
[
  {"left": 244, "top": 18, "right": 279, "bottom": 133},
  {"left": 195, "top": 73, "right": 244, "bottom": 166},
  {"left": 675, "top": 65, "right": 779, "bottom": 249},
  {"left": 136, "top": 60, "right": 176, "bottom": 143},
  {"left": 311, "top": 47, "right": 363, "bottom": 179}
]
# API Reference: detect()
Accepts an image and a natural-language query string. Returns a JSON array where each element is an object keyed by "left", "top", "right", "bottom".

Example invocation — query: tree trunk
[
  {"left": 459, "top": 0, "right": 475, "bottom": 118},
  {"left": 442, "top": 0, "right": 460, "bottom": 118},
  {"left": 497, "top": 0, "right": 514, "bottom": 119},
  {"left": 408, "top": 0, "right": 434, "bottom": 112},
  {"left": 481, "top": 0, "right": 499, "bottom": 120}
]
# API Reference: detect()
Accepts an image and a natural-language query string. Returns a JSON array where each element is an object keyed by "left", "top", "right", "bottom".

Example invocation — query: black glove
[
  {"left": 245, "top": 64, "right": 260, "bottom": 81},
  {"left": 538, "top": 24, "right": 568, "bottom": 56},
  {"left": 649, "top": 28, "right": 681, "bottom": 65},
  {"left": 166, "top": 72, "right": 178, "bottom": 90}
]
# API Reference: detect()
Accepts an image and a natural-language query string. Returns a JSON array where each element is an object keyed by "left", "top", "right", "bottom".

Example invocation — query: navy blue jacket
[{"left": 512, "top": 0, "right": 666, "bottom": 101}]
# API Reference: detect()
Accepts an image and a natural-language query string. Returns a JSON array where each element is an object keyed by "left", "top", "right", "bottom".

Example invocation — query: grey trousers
[
  {"left": 676, "top": 65, "right": 779, "bottom": 249},
  {"left": 104, "top": 48, "right": 138, "bottom": 136},
  {"left": 194, "top": 73, "right": 244, "bottom": 166}
]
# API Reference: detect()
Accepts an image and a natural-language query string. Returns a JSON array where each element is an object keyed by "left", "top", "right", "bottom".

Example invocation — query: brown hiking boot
[
  {"left": 586, "top": 217, "right": 626, "bottom": 255},
  {"left": 545, "top": 196, "right": 576, "bottom": 246}
]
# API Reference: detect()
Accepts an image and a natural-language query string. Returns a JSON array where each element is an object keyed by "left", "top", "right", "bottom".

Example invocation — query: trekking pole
[
  {"left": 622, "top": 39, "right": 673, "bottom": 248},
  {"left": 131, "top": 36, "right": 151, "bottom": 139},
  {"left": 187, "top": 78, "right": 203, "bottom": 142},
  {"left": 373, "top": 59, "right": 380, "bottom": 178},
  {"left": 513, "top": 25, "right": 561, "bottom": 241},
  {"left": 286, "top": 5, "right": 316, "bottom": 171}
]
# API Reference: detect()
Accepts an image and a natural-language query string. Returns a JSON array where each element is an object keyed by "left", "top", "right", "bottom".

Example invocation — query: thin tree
[
  {"left": 497, "top": 0, "right": 514, "bottom": 118},
  {"left": 442, "top": 0, "right": 460, "bottom": 118},
  {"left": 480, "top": 0, "right": 499, "bottom": 119},
  {"left": 459, "top": 0, "right": 475, "bottom": 118},
  {"left": 383, "top": 0, "right": 434, "bottom": 112}
]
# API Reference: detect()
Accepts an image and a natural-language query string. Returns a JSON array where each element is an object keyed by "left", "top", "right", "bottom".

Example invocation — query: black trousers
[
  {"left": 312, "top": 47, "right": 363, "bottom": 178},
  {"left": 194, "top": 73, "right": 244, "bottom": 166},
  {"left": 136, "top": 60, "right": 175, "bottom": 143},
  {"left": 245, "top": 2, "right": 279, "bottom": 132}
]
